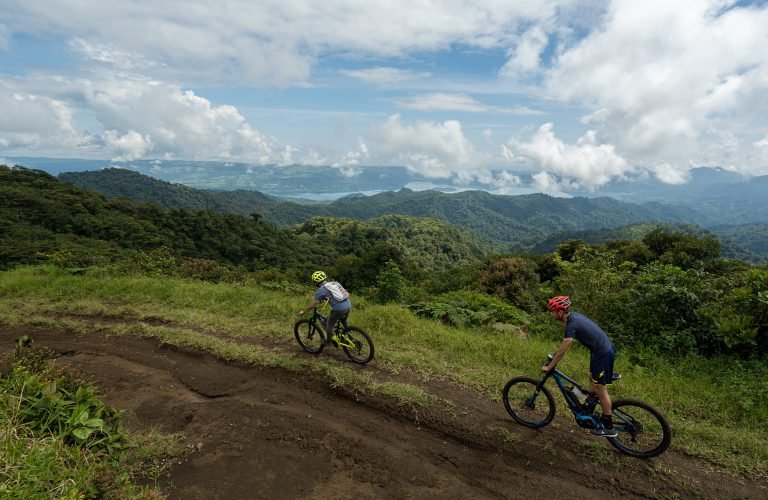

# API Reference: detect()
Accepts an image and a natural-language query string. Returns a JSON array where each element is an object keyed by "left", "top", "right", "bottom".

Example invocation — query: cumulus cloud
[
  {"left": 82, "top": 80, "right": 279, "bottom": 163},
  {"left": 488, "top": 170, "right": 524, "bottom": 194},
  {"left": 0, "top": 84, "right": 89, "bottom": 152},
  {"left": 103, "top": 130, "right": 153, "bottom": 161},
  {"left": 543, "top": 0, "right": 768, "bottom": 175},
  {"left": 647, "top": 163, "right": 691, "bottom": 185},
  {"left": 332, "top": 139, "right": 369, "bottom": 168},
  {"left": 367, "top": 114, "right": 483, "bottom": 179},
  {"left": 340, "top": 67, "right": 431, "bottom": 85},
  {"left": 509, "top": 123, "right": 634, "bottom": 190}
]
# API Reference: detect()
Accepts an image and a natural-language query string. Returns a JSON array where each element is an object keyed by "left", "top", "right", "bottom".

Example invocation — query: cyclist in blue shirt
[
  {"left": 298, "top": 270, "right": 352, "bottom": 347},
  {"left": 541, "top": 296, "right": 617, "bottom": 437}
]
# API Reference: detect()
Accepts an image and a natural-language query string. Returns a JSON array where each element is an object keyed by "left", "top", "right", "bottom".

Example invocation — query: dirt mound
[{"left": 1, "top": 326, "right": 762, "bottom": 499}]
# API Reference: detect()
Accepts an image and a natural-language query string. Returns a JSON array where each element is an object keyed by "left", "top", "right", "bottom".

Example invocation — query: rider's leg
[
  {"left": 589, "top": 347, "right": 616, "bottom": 435},
  {"left": 590, "top": 382, "right": 612, "bottom": 419},
  {"left": 325, "top": 309, "right": 346, "bottom": 344}
]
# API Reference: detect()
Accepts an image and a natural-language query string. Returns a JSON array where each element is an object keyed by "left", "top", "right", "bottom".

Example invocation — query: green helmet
[{"left": 311, "top": 270, "right": 327, "bottom": 283}]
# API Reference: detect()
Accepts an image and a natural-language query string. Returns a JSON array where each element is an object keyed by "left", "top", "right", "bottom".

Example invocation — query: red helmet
[{"left": 547, "top": 296, "right": 571, "bottom": 312}]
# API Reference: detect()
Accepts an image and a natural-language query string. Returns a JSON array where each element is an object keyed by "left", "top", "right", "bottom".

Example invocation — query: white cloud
[
  {"left": 392, "top": 93, "right": 542, "bottom": 114},
  {"left": 499, "top": 25, "right": 549, "bottom": 77},
  {"left": 753, "top": 136, "right": 768, "bottom": 170},
  {"left": 83, "top": 80, "right": 278, "bottom": 162},
  {"left": 393, "top": 93, "right": 493, "bottom": 112},
  {"left": 103, "top": 129, "right": 153, "bottom": 161},
  {"left": 542, "top": 0, "right": 768, "bottom": 175},
  {"left": 279, "top": 145, "right": 298, "bottom": 165},
  {"left": 4, "top": 0, "right": 567, "bottom": 86},
  {"left": 647, "top": 163, "right": 690, "bottom": 185},
  {"left": 509, "top": 123, "right": 634, "bottom": 190},
  {"left": 0, "top": 85, "right": 89, "bottom": 152},
  {"left": 367, "top": 114, "right": 483, "bottom": 179},
  {"left": 340, "top": 67, "right": 431, "bottom": 86},
  {"left": 70, "top": 38, "right": 160, "bottom": 71},
  {"left": 488, "top": 170, "right": 523, "bottom": 194},
  {"left": 332, "top": 139, "right": 369, "bottom": 168}
]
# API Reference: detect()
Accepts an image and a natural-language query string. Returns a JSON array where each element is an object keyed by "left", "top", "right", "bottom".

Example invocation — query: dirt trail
[{"left": 1, "top": 326, "right": 763, "bottom": 499}]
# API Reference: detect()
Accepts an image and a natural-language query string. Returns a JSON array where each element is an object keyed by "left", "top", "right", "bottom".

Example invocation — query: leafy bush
[
  {"left": 3, "top": 340, "right": 125, "bottom": 455},
  {"left": 699, "top": 268, "right": 768, "bottom": 358},
  {"left": 178, "top": 257, "right": 235, "bottom": 282},
  {"left": 479, "top": 256, "right": 539, "bottom": 311},
  {"left": 409, "top": 290, "right": 529, "bottom": 329},
  {"left": 628, "top": 262, "right": 707, "bottom": 354},
  {"left": 374, "top": 260, "right": 406, "bottom": 303}
]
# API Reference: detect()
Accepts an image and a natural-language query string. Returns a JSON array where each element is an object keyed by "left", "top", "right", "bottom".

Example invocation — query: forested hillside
[
  {"left": 521, "top": 222, "right": 766, "bottom": 262},
  {"left": 1, "top": 166, "right": 330, "bottom": 273},
  {"left": 59, "top": 168, "right": 704, "bottom": 246},
  {"left": 291, "top": 215, "right": 498, "bottom": 282},
  {"left": 2, "top": 166, "right": 492, "bottom": 275}
]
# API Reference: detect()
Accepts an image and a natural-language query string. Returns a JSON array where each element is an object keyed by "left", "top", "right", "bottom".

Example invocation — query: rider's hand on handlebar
[{"left": 541, "top": 364, "right": 552, "bottom": 373}]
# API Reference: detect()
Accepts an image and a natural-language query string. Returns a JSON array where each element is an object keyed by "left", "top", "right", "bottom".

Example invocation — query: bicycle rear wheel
[
  {"left": 340, "top": 326, "right": 374, "bottom": 364},
  {"left": 502, "top": 377, "right": 555, "bottom": 428},
  {"left": 294, "top": 319, "right": 325, "bottom": 354},
  {"left": 607, "top": 399, "right": 671, "bottom": 458}
]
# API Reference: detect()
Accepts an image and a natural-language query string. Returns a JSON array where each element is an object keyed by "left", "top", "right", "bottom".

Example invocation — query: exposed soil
[{"left": 1, "top": 324, "right": 765, "bottom": 499}]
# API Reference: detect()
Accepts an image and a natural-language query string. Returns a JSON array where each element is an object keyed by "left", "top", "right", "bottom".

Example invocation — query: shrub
[
  {"left": 374, "top": 260, "right": 406, "bottom": 304},
  {"left": 699, "top": 268, "right": 768, "bottom": 358},
  {"left": 409, "top": 290, "right": 529, "bottom": 329},
  {"left": 479, "top": 256, "right": 539, "bottom": 311}
]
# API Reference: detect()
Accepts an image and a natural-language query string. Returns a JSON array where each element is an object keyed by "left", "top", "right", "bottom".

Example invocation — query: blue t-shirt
[
  {"left": 314, "top": 283, "right": 351, "bottom": 311},
  {"left": 564, "top": 312, "right": 613, "bottom": 355}
]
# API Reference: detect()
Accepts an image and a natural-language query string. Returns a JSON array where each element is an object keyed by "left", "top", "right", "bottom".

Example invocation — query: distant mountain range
[
  {"left": 58, "top": 168, "right": 704, "bottom": 248},
  {"left": 581, "top": 167, "right": 768, "bottom": 225},
  {"left": 10, "top": 157, "right": 767, "bottom": 225},
  {"left": 7, "top": 156, "right": 765, "bottom": 260}
]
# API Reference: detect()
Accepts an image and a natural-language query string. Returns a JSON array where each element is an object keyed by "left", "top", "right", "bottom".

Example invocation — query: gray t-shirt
[{"left": 314, "top": 282, "right": 351, "bottom": 311}]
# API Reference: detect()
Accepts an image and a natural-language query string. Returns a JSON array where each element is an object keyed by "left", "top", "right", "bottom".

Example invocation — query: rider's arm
[
  {"left": 541, "top": 337, "right": 574, "bottom": 372},
  {"left": 298, "top": 298, "right": 320, "bottom": 315}
]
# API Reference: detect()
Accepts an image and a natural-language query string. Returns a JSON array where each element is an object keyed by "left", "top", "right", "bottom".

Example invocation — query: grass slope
[{"left": 0, "top": 265, "right": 765, "bottom": 479}]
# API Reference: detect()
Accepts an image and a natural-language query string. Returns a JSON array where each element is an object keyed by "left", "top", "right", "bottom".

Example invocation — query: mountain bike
[
  {"left": 294, "top": 305, "right": 374, "bottom": 364},
  {"left": 502, "top": 355, "right": 671, "bottom": 458}
]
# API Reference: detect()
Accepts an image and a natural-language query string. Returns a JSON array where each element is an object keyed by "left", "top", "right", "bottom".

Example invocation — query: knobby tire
[
  {"left": 294, "top": 318, "right": 325, "bottom": 354},
  {"left": 340, "top": 326, "right": 374, "bottom": 364},
  {"left": 502, "top": 377, "right": 556, "bottom": 428},
  {"left": 607, "top": 399, "right": 671, "bottom": 458}
]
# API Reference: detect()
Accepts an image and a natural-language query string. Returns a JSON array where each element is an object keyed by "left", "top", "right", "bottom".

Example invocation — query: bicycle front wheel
[
  {"left": 607, "top": 399, "right": 671, "bottom": 458},
  {"left": 502, "top": 377, "right": 555, "bottom": 428},
  {"left": 294, "top": 319, "right": 325, "bottom": 354},
  {"left": 340, "top": 326, "right": 374, "bottom": 364}
]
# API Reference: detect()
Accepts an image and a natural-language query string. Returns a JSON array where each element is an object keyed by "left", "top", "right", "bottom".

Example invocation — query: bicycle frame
[
  {"left": 310, "top": 306, "right": 354, "bottom": 348},
  {"left": 538, "top": 356, "right": 600, "bottom": 429}
]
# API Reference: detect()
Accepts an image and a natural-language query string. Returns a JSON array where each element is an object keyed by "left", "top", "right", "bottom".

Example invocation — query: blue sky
[{"left": 1, "top": 0, "right": 767, "bottom": 194}]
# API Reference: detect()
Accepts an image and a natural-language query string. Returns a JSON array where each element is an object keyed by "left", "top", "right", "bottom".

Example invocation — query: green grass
[
  {"left": 0, "top": 344, "right": 186, "bottom": 499},
  {"left": 1, "top": 265, "right": 767, "bottom": 480}
]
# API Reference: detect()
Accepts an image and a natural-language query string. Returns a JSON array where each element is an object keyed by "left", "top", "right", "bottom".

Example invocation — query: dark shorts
[{"left": 590, "top": 347, "right": 615, "bottom": 385}]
